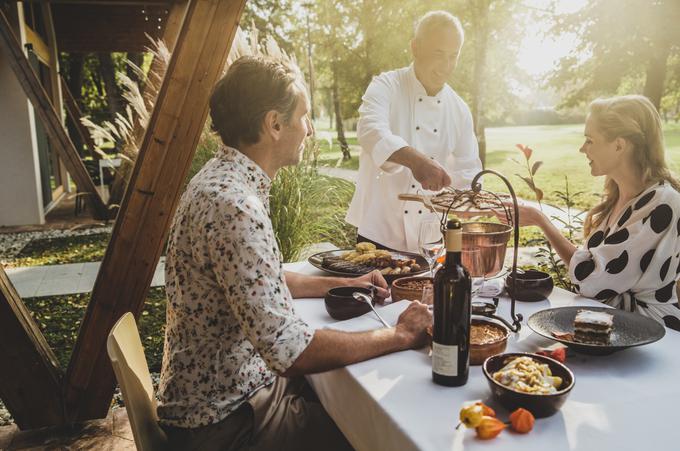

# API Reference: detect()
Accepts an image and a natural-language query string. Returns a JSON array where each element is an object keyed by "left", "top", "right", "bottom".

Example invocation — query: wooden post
[
  {"left": 0, "top": 267, "right": 65, "bottom": 429},
  {"left": 0, "top": 9, "right": 109, "bottom": 219},
  {"left": 64, "top": 0, "right": 247, "bottom": 422}
]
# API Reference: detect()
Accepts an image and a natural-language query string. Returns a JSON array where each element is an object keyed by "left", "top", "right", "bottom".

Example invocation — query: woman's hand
[
  {"left": 494, "top": 199, "right": 547, "bottom": 228},
  {"left": 351, "top": 270, "right": 390, "bottom": 303}
]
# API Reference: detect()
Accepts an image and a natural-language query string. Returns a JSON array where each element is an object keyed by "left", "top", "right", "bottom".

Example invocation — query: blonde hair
[
  {"left": 583, "top": 95, "right": 680, "bottom": 236},
  {"left": 414, "top": 11, "right": 464, "bottom": 44}
]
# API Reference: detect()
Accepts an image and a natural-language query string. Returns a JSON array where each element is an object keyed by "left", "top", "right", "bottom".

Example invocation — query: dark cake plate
[{"left": 528, "top": 306, "right": 666, "bottom": 355}]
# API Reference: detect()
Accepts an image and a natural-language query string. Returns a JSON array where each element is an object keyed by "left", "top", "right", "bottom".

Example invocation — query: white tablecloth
[{"left": 284, "top": 261, "right": 680, "bottom": 451}]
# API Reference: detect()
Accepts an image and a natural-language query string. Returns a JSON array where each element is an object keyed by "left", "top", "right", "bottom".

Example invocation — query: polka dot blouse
[
  {"left": 569, "top": 181, "right": 680, "bottom": 331},
  {"left": 157, "top": 147, "right": 314, "bottom": 428}
]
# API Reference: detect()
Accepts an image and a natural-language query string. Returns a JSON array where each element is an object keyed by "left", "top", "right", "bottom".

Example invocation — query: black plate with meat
[{"left": 308, "top": 249, "right": 429, "bottom": 283}]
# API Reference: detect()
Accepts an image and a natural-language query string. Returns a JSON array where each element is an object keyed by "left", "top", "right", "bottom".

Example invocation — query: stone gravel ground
[{"left": 0, "top": 225, "right": 113, "bottom": 264}]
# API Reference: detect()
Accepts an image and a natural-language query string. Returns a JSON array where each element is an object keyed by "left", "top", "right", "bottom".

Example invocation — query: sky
[
  {"left": 517, "top": 0, "right": 589, "bottom": 78},
  {"left": 505, "top": 0, "right": 590, "bottom": 106}
]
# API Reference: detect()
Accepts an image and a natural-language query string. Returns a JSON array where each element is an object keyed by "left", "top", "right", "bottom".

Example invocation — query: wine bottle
[{"left": 432, "top": 217, "right": 471, "bottom": 386}]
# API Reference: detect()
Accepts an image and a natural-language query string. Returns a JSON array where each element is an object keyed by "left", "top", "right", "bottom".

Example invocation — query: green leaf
[
  {"left": 515, "top": 174, "right": 535, "bottom": 191},
  {"left": 531, "top": 161, "right": 543, "bottom": 175},
  {"left": 534, "top": 188, "right": 544, "bottom": 202}
]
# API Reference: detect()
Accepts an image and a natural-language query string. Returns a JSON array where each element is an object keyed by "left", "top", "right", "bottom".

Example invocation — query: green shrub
[
  {"left": 270, "top": 140, "right": 356, "bottom": 262},
  {"left": 185, "top": 123, "right": 222, "bottom": 186}
]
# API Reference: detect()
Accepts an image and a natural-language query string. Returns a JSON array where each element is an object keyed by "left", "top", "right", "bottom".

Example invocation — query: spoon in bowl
[{"left": 353, "top": 292, "right": 391, "bottom": 328}]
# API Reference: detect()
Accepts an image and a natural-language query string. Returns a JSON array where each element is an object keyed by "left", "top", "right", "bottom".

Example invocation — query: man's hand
[
  {"left": 395, "top": 301, "right": 432, "bottom": 349},
  {"left": 388, "top": 146, "right": 451, "bottom": 191},
  {"left": 351, "top": 270, "right": 390, "bottom": 302},
  {"left": 411, "top": 156, "right": 451, "bottom": 191}
]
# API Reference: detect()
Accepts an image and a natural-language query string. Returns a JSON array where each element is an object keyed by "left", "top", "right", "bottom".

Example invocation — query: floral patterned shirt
[{"left": 157, "top": 146, "right": 314, "bottom": 428}]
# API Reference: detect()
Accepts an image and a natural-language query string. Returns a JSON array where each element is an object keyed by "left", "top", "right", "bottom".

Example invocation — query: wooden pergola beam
[
  {"left": 0, "top": 267, "right": 64, "bottom": 429},
  {"left": 0, "top": 9, "right": 109, "bottom": 219},
  {"left": 63, "top": 0, "right": 247, "bottom": 422}
]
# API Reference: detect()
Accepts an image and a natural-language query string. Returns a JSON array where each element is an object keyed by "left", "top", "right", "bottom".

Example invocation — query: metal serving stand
[{"left": 433, "top": 169, "right": 523, "bottom": 332}]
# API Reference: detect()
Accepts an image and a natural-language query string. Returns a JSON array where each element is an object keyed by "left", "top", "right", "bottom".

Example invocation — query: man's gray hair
[{"left": 414, "top": 11, "right": 464, "bottom": 44}]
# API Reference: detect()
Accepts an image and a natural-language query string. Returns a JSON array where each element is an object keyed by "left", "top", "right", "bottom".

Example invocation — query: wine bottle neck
[
  {"left": 445, "top": 228, "right": 462, "bottom": 253},
  {"left": 445, "top": 251, "right": 462, "bottom": 266}
]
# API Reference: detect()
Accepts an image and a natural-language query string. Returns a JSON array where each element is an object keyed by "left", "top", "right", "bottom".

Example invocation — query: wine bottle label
[{"left": 432, "top": 342, "right": 458, "bottom": 376}]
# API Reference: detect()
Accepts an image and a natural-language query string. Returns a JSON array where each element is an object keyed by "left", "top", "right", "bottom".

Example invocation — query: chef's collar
[{"left": 408, "top": 64, "right": 444, "bottom": 100}]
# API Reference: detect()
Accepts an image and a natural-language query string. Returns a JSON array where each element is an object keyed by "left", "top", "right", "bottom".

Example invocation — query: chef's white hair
[{"left": 414, "top": 11, "right": 464, "bottom": 44}]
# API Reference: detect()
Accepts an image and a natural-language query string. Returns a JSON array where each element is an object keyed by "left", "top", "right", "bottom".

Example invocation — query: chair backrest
[{"left": 107, "top": 312, "right": 168, "bottom": 451}]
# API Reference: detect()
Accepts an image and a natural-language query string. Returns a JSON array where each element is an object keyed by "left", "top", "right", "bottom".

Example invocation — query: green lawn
[
  {"left": 316, "top": 136, "right": 360, "bottom": 170},
  {"left": 315, "top": 122, "right": 680, "bottom": 210},
  {"left": 24, "top": 288, "right": 167, "bottom": 372},
  {"left": 484, "top": 122, "right": 680, "bottom": 209}
]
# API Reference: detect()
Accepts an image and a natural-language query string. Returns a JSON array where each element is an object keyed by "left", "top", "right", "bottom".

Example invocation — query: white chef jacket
[{"left": 346, "top": 65, "right": 482, "bottom": 252}]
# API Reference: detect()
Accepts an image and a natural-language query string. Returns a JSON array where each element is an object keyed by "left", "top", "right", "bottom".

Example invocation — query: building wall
[{"left": 0, "top": 6, "right": 45, "bottom": 226}]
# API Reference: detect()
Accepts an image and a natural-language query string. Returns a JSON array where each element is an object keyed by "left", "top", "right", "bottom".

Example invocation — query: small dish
[
  {"left": 470, "top": 319, "right": 508, "bottom": 365},
  {"left": 391, "top": 276, "right": 433, "bottom": 303},
  {"left": 482, "top": 352, "right": 575, "bottom": 418},
  {"left": 505, "top": 269, "right": 553, "bottom": 302},
  {"left": 324, "top": 286, "right": 374, "bottom": 320}
]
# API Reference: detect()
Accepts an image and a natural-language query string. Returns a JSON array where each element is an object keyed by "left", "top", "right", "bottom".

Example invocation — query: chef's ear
[
  {"left": 410, "top": 38, "right": 419, "bottom": 58},
  {"left": 264, "top": 110, "right": 282, "bottom": 140}
]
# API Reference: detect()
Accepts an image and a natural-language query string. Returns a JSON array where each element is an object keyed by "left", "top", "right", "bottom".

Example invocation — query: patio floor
[
  {"left": 4, "top": 257, "right": 166, "bottom": 298},
  {"left": 0, "top": 408, "right": 135, "bottom": 450}
]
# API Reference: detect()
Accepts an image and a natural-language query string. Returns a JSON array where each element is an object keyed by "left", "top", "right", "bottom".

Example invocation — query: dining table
[{"left": 284, "top": 260, "right": 680, "bottom": 451}]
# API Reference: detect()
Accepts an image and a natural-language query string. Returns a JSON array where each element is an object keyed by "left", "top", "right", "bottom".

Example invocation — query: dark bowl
[
  {"left": 482, "top": 352, "right": 575, "bottom": 418},
  {"left": 505, "top": 270, "right": 554, "bottom": 302},
  {"left": 324, "top": 286, "right": 374, "bottom": 320}
]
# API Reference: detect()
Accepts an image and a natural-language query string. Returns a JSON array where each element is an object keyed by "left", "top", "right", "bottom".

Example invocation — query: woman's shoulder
[{"left": 655, "top": 181, "right": 680, "bottom": 206}]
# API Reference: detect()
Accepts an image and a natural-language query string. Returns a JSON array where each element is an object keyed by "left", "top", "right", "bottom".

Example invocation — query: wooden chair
[{"left": 107, "top": 312, "right": 168, "bottom": 451}]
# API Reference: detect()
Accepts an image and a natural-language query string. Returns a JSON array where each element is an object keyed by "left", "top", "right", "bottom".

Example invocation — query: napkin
[
  {"left": 324, "top": 301, "right": 411, "bottom": 332},
  {"left": 474, "top": 278, "right": 505, "bottom": 298}
]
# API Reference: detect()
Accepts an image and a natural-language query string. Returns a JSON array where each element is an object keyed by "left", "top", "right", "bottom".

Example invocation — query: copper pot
[{"left": 461, "top": 222, "right": 512, "bottom": 278}]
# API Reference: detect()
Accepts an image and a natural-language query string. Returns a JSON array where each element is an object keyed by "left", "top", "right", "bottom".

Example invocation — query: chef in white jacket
[{"left": 346, "top": 11, "right": 482, "bottom": 252}]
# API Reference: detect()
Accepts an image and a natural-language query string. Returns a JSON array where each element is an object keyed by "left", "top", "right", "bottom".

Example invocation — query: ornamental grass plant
[{"left": 270, "top": 140, "right": 356, "bottom": 262}]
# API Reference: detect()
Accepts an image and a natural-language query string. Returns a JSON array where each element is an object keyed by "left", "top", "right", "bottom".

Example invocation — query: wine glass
[
  {"left": 463, "top": 247, "right": 485, "bottom": 297},
  {"left": 418, "top": 220, "right": 444, "bottom": 278}
]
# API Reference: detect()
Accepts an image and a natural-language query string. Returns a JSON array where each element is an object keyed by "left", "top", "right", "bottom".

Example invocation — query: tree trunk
[
  {"left": 643, "top": 41, "right": 671, "bottom": 111},
  {"left": 332, "top": 63, "right": 350, "bottom": 160},
  {"left": 126, "top": 51, "right": 145, "bottom": 92},
  {"left": 99, "top": 53, "right": 121, "bottom": 121},
  {"left": 328, "top": 88, "right": 334, "bottom": 130},
  {"left": 470, "top": 0, "right": 490, "bottom": 167}
]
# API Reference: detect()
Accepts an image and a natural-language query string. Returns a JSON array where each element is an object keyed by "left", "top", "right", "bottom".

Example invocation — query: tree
[{"left": 549, "top": 0, "right": 680, "bottom": 111}]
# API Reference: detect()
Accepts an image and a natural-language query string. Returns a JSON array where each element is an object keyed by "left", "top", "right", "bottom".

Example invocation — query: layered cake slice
[{"left": 573, "top": 310, "right": 613, "bottom": 345}]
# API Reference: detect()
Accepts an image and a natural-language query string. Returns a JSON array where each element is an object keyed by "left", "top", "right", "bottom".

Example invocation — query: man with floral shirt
[{"left": 157, "top": 56, "right": 432, "bottom": 451}]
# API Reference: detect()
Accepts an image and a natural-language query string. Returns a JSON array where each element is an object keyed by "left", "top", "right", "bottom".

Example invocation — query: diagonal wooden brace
[
  {"left": 0, "top": 266, "right": 65, "bottom": 429},
  {"left": 63, "top": 0, "right": 247, "bottom": 422}
]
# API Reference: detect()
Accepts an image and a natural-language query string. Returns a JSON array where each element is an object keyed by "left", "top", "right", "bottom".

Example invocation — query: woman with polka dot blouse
[{"left": 505, "top": 95, "right": 680, "bottom": 331}]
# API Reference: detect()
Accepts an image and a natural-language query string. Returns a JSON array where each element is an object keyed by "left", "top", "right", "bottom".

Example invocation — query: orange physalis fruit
[
  {"left": 475, "top": 416, "right": 506, "bottom": 440},
  {"left": 509, "top": 408, "right": 535, "bottom": 434},
  {"left": 459, "top": 404, "right": 484, "bottom": 428},
  {"left": 475, "top": 401, "right": 496, "bottom": 418}
]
